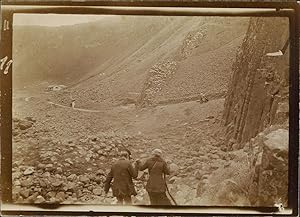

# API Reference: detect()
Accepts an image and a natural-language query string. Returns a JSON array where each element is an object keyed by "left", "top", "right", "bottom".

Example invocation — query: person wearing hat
[
  {"left": 137, "top": 148, "right": 172, "bottom": 205},
  {"left": 104, "top": 150, "right": 139, "bottom": 205}
]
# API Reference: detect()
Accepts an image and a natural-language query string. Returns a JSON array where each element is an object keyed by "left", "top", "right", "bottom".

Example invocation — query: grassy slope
[
  {"left": 70, "top": 17, "right": 249, "bottom": 108},
  {"left": 13, "top": 16, "right": 172, "bottom": 89}
]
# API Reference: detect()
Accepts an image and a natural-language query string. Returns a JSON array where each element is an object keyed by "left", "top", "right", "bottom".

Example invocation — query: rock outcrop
[
  {"left": 197, "top": 17, "right": 290, "bottom": 207},
  {"left": 223, "top": 17, "right": 289, "bottom": 146},
  {"left": 138, "top": 60, "right": 177, "bottom": 108},
  {"left": 248, "top": 127, "right": 288, "bottom": 206}
]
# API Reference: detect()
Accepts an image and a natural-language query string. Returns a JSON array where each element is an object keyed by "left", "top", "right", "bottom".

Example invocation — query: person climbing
[
  {"left": 104, "top": 150, "right": 139, "bottom": 205},
  {"left": 136, "top": 148, "right": 172, "bottom": 205},
  {"left": 200, "top": 93, "right": 208, "bottom": 102},
  {"left": 70, "top": 99, "right": 75, "bottom": 109}
]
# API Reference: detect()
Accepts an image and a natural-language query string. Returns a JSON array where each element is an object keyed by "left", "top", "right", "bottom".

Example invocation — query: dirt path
[{"left": 48, "top": 102, "right": 104, "bottom": 113}]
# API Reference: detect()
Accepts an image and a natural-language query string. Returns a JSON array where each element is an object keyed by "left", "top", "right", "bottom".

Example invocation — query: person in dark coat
[
  {"left": 104, "top": 151, "right": 139, "bottom": 204},
  {"left": 137, "top": 148, "right": 172, "bottom": 205}
]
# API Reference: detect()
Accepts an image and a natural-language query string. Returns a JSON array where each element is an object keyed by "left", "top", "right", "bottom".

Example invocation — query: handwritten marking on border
[
  {"left": 0, "top": 56, "right": 8, "bottom": 70},
  {"left": 0, "top": 56, "right": 13, "bottom": 75},
  {"left": 4, "top": 60, "right": 13, "bottom": 74},
  {"left": 3, "top": 20, "right": 9, "bottom": 31}
]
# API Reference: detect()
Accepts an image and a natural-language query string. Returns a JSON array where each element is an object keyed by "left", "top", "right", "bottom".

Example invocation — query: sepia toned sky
[{"left": 13, "top": 14, "right": 118, "bottom": 26}]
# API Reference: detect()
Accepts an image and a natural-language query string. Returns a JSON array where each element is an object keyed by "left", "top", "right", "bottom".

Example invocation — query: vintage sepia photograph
[{"left": 11, "top": 13, "right": 289, "bottom": 207}]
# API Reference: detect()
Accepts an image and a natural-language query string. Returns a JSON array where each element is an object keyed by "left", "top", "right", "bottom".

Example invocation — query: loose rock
[
  {"left": 93, "top": 188, "right": 102, "bottom": 196},
  {"left": 23, "top": 167, "right": 35, "bottom": 175},
  {"left": 56, "top": 192, "right": 65, "bottom": 201},
  {"left": 20, "top": 189, "right": 30, "bottom": 198},
  {"left": 35, "top": 195, "right": 46, "bottom": 203},
  {"left": 169, "top": 163, "right": 180, "bottom": 175},
  {"left": 18, "top": 120, "right": 33, "bottom": 130}
]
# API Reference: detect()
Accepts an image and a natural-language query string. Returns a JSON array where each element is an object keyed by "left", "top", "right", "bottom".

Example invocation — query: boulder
[
  {"left": 13, "top": 171, "right": 22, "bottom": 180},
  {"left": 45, "top": 164, "right": 54, "bottom": 169},
  {"left": 25, "top": 116, "right": 36, "bottom": 123},
  {"left": 49, "top": 197, "right": 59, "bottom": 203},
  {"left": 65, "top": 158, "right": 73, "bottom": 165},
  {"left": 13, "top": 186, "right": 22, "bottom": 195},
  {"left": 39, "top": 180, "right": 47, "bottom": 188},
  {"left": 23, "top": 167, "right": 35, "bottom": 175},
  {"left": 56, "top": 192, "right": 65, "bottom": 201},
  {"left": 201, "top": 174, "right": 210, "bottom": 180},
  {"left": 199, "top": 179, "right": 250, "bottom": 206},
  {"left": 175, "top": 184, "right": 193, "bottom": 205},
  {"left": 169, "top": 163, "right": 180, "bottom": 175},
  {"left": 27, "top": 192, "right": 39, "bottom": 203},
  {"left": 97, "top": 150, "right": 104, "bottom": 155},
  {"left": 96, "top": 169, "right": 105, "bottom": 176},
  {"left": 79, "top": 175, "right": 90, "bottom": 184},
  {"left": 256, "top": 129, "right": 288, "bottom": 206},
  {"left": 50, "top": 156, "right": 58, "bottom": 163},
  {"left": 13, "top": 117, "right": 21, "bottom": 123},
  {"left": 52, "top": 180, "right": 63, "bottom": 187},
  {"left": 46, "top": 191, "right": 56, "bottom": 198},
  {"left": 263, "top": 129, "right": 288, "bottom": 151},
  {"left": 56, "top": 167, "right": 63, "bottom": 174},
  {"left": 64, "top": 182, "right": 76, "bottom": 192},
  {"left": 93, "top": 188, "right": 102, "bottom": 196},
  {"left": 55, "top": 174, "right": 62, "bottom": 179},
  {"left": 14, "top": 180, "right": 21, "bottom": 186},
  {"left": 196, "top": 180, "right": 208, "bottom": 196},
  {"left": 275, "top": 102, "right": 288, "bottom": 124},
  {"left": 35, "top": 195, "right": 46, "bottom": 203},
  {"left": 18, "top": 120, "right": 33, "bottom": 130},
  {"left": 43, "top": 172, "right": 51, "bottom": 177},
  {"left": 209, "top": 154, "right": 220, "bottom": 160},
  {"left": 198, "top": 155, "right": 210, "bottom": 162},
  {"left": 33, "top": 187, "right": 41, "bottom": 193},
  {"left": 169, "top": 176, "right": 178, "bottom": 184},
  {"left": 95, "top": 176, "right": 103, "bottom": 184},
  {"left": 210, "top": 163, "right": 221, "bottom": 170},
  {"left": 20, "top": 189, "right": 30, "bottom": 198},
  {"left": 37, "top": 163, "right": 46, "bottom": 170},
  {"left": 194, "top": 171, "right": 203, "bottom": 180},
  {"left": 67, "top": 174, "right": 77, "bottom": 181},
  {"left": 12, "top": 130, "right": 19, "bottom": 136},
  {"left": 21, "top": 179, "right": 32, "bottom": 187}
]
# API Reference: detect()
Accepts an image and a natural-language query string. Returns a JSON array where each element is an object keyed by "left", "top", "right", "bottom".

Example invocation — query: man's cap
[
  {"left": 120, "top": 150, "right": 129, "bottom": 158},
  {"left": 152, "top": 148, "right": 162, "bottom": 157}
]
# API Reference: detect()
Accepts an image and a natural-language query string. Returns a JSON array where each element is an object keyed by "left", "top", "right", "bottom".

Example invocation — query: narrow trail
[{"left": 48, "top": 102, "right": 103, "bottom": 113}]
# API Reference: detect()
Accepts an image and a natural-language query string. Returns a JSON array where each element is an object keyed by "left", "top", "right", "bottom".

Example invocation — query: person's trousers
[
  {"left": 148, "top": 192, "right": 172, "bottom": 205},
  {"left": 116, "top": 195, "right": 132, "bottom": 204}
]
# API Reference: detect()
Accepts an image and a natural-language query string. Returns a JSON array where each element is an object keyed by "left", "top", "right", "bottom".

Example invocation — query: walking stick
[{"left": 163, "top": 173, "right": 177, "bottom": 205}]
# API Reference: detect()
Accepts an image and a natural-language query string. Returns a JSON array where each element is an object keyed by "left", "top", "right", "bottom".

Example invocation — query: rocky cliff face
[
  {"left": 212, "top": 17, "right": 290, "bottom": 206},
  {"left": 223, "top": 17, "right": 289, "bottom": 147}
]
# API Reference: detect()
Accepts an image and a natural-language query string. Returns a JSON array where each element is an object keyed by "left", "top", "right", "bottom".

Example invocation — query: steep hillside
[
  {"left": 154, "top": 17, "right": 247, "bottom": 105},
  {"left": 13, "top": 16, "right": 173, "bottom": 89},
  {"left": 13, "top": 16, "right": 248, "bottom": 109},
  {"left": 58, "top": 17, "right": 249, "bottom": 109}
]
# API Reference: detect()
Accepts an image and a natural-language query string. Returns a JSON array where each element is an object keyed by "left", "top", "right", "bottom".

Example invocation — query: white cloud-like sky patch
[{"left": 13, "top": 14, "right": 120, "bottom": 27}]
